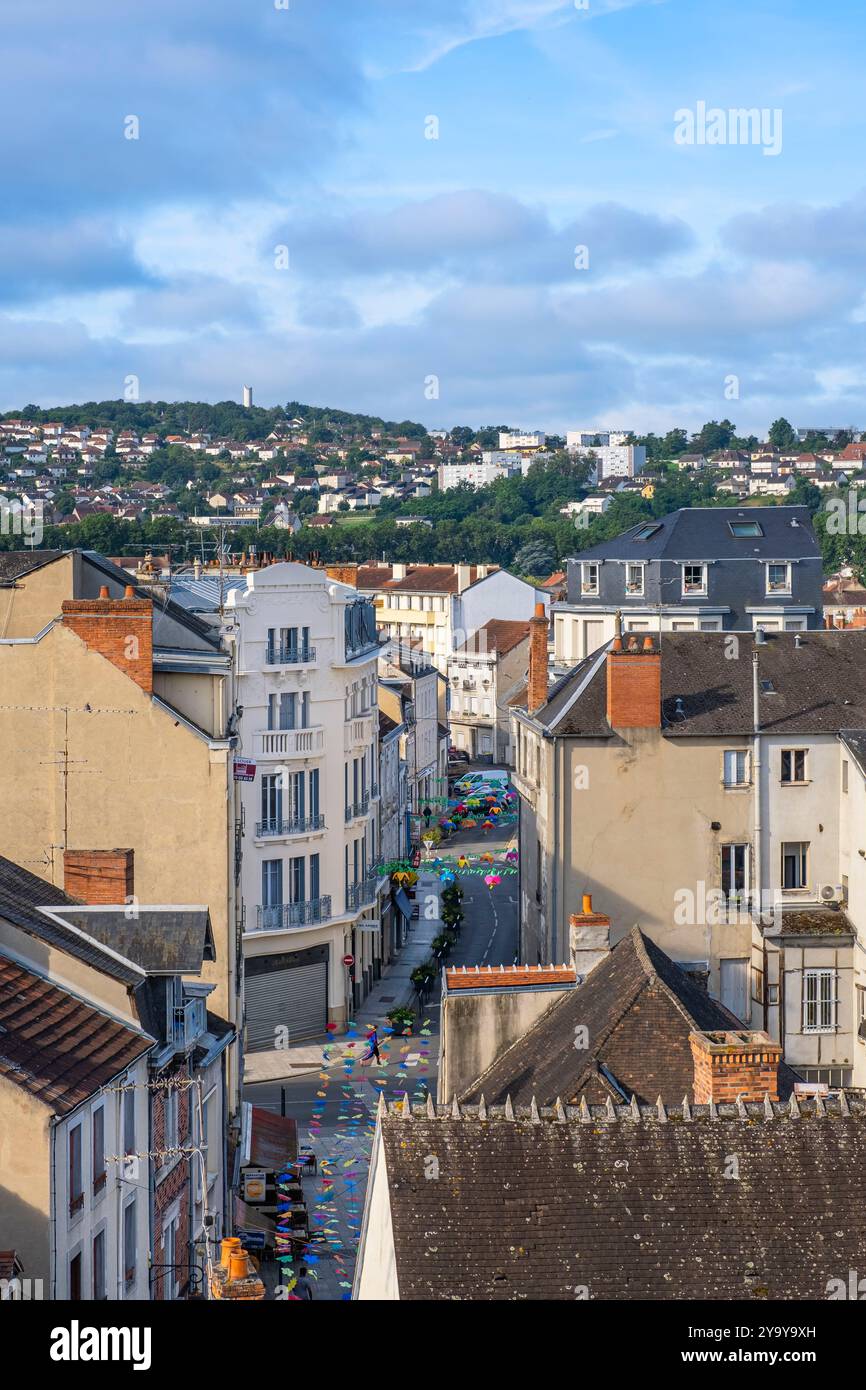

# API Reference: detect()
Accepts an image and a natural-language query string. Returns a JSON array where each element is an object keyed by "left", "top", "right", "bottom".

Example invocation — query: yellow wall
[
  {"left": 0, "top": 553, "right": 77, "bottom": 638},
  {"left": 0, "top": 1074, "right": 51, "bottom": 1278}
]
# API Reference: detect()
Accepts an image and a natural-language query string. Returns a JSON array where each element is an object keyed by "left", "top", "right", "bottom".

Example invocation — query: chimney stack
[
  {"left": 527, "top": 602, "right": 549, "bottom": 713},
  {"left": 64, "top": 848, "right": 134, "bottom": 904},
  {"left": 61, "top": 588, "right": 153, "bottom": 693},
  {"left": 689, "top": 1030, "right": 782, "bottom": 1104},
  {"left": 568, "top": 894, "right": 611, "bottom": 977},
  {"left": 606, "top": 632, "right": 661, "bottom": 729}
]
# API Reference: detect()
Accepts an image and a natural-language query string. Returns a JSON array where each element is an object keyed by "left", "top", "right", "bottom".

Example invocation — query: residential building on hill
[{"left": 553, "top": 505, "right": 824, "bottom": 670}]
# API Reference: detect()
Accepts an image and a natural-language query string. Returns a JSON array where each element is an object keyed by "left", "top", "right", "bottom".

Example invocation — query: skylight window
[
  {"left": 728, "top": 520, "right": 764, "bottom": 537},
  {"left": 632, "top": 523, "right": 661, "bottom": 541},
  {"left": 760, "top": 679, "right": 776, "bottom": 694}
]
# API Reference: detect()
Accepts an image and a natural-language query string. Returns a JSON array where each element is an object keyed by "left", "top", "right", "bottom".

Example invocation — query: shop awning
[{"left": 395, "top": 887, "right": 413, "bottom": 920}]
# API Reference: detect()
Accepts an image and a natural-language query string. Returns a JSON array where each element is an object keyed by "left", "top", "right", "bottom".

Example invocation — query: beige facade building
[
  {"left": 0, "top": 550, "right": 241, "bottom": 1100},
  {"left": 512, "top": 625, "right": 866, "bottom": 1087}
]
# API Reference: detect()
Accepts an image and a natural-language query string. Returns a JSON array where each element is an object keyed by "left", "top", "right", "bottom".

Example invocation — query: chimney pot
[
  {"left": 582, "top": 893, "right": 593, "bottom": 913},
  {"left": 98, "top": 585, "right": 110, "bottom": 598},
  {"left": 124, "top": 584, "right": 135, "bottom": 598},
  {"left": 642, "top": 635, "right": 654, "bottom": 652}
]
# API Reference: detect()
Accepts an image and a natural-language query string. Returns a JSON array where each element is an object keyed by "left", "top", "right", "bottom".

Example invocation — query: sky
[{"left": 2, "top": 0, "right": 866, "bottom": 434}]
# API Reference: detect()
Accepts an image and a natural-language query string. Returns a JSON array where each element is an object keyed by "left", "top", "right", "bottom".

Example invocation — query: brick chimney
[
  {"left": 569, "top": 894, "right": 611, "bottom": 977},
  {"left": 61, "top": 585, "right": 153, "bottom": 693},
  {"left": 325, "top": 563, "right": 359, "bottom": 587},
  {"left": 606, "top": 631, "right": 661, "bottom": 729},
  {"left": 527, "top": 602, "right": 549, "bottom": 713},
  {"left": 689, "top": 1030, "right": 782, "bottom": 1104},
  {"left": 64, "top": 848, "right": 134, "bottom": 904}
]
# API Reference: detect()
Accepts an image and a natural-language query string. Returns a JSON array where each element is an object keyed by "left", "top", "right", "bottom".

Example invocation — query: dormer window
[
  {"left": 682, "top": 563, "right": 707, "bottom": 596},
  {"left": 581, "top": 562, "right": 599, "bottom": 595},
  {"left": 766, "top": 562, "right": 791, "bottom": 594},
  {"left": 625, "top": 563, "right": 644, "bottom": 595}
]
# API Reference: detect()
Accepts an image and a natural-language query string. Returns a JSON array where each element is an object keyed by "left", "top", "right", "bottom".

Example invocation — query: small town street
[{"left": 244, "top": 809, "right": 519, "bottom": 1298}]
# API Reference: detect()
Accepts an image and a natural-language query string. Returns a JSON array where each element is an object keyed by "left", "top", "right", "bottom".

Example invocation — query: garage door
[{"left": 245, "top": 944, "right": 328, "bottom": 1051}]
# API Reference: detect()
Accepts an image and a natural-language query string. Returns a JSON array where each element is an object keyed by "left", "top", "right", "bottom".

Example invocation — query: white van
[{"left": 453, "top": 769, "right": 510, "bottom": 796}]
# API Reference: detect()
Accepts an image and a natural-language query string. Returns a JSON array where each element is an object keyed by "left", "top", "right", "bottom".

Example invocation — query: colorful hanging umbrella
[
  {"left": 457, "top": 855, "right": 469, "bottom": 869},
  {"left": 480, "top": 852, "right": 494, "bottom": 863},
  {"left": 490, "top": 806, "right": 501, "bottom": 816},
  {"left": 506, "top": 848, "right": 518, "bottom": 863},
  {"left": 462, "top": 818, "right": 477, "bottom": 829},
  {"left": 484, "top": 873, "right": 501, "bottom": 889},
  {"left": 482, "top": 819, "right": 494, "bottom": 831},
  {"left": 441, "top": 819, "right": 455, "bottom": 831}
]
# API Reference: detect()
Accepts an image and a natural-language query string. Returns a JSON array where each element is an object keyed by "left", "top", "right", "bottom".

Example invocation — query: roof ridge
[{"left": 385, "top": 1094, "right": 861, "bottom": 1122}]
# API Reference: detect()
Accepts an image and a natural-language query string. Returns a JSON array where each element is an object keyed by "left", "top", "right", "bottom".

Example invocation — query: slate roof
[
  {"left": 461, "top": 927, "right": 798, "bottom": 1106},
  {"left": 377, "top": 1095, "right": 866, "bottom": 1300},
  {"left": 530, "top": 631, "right": 866, "bottom": 738},
  {"left": 570, "top": 505, "right": 820, "bottom": 564},
  {"left": 54, "top": 907, "right": 215, "bottom": 973},
  {"left": 0, "top": 854, "right": 142, "bottom": 987},
  {"left": 453, "top": 620, "right": 530, "bottom": 658},
  {"left": 0, "top": 955, "right": 151, "bottom": 1115},
  {"left": 0, "top": 550, "right": 64, "bottom": 585}
]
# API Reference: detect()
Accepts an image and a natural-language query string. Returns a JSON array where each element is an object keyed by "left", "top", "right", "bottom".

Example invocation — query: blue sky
[{"left": 2, "top": 0, "right": 865, "bottom": 433}]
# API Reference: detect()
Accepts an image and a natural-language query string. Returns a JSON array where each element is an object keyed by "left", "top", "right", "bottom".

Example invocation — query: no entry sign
[{"left": 342, "top": 954, "right": 354, "bottom": 967}]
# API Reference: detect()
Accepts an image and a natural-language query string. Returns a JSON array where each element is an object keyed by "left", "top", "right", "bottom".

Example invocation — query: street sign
[
  {"left": 342, "top": 953, "right": 354, "bottom": 966},
  {"left": 242, "top": 1167, "right": 267, "bottom": 1203},
  {"left": 238, "top": 1230, "right": 266, "bottom": 1250},
  {"left": 233, "top": 759, "right": 256, "bottom": 782}
]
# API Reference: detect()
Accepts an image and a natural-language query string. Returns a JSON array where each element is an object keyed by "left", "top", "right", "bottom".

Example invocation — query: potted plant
[
  {"left": 386, "top": 1004, "right": 415, "bottom": 1035},
  {"left": 411, "top": 961, "right": 437, "bottom": 988},
  {"left": 431, "top": 932, "right": 456, "bottom": 957}
]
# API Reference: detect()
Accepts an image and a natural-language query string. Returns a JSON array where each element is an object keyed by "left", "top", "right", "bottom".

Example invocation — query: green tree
[{"left": 768, "top": 417, "right": 798, "bottom": 450}]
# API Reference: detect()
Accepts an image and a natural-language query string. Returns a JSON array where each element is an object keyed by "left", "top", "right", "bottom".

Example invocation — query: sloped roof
[
  {"left": 530, "top": 631, "right": 866, "bottom": 739},
  {"left": 0, "top": 955, "right": 151, "bottom": 1115},
  {"left": 54, "top": 907, "right": 215, "bottom": 973},
  {"left": 570, "top": 505, "right": 820, "bottom": 564},
  {"left": 461, "top": 927, "right": 798, "bottom": 1105},
  {"left": 453, "top": 620, "right": 530, "bottom": 658},
  {"left": 0, "top": 551, "right": 65, "bottom": 586},
  {"left": 377, "top": 1095, "right": 866, "bottom": 1300}
]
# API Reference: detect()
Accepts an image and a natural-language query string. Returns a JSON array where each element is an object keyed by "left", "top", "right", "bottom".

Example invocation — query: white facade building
[
  {"left": 499, "top": 431, "right": 546, "bottom": 450},
  {"left": 566, "top": 429, "right": 632, "bottom": 450},
  {"left": 224, "top": 563, "right": 386, "bottom": 1044}
]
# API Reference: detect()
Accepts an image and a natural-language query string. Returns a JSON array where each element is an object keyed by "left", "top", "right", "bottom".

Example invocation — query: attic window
[
  {"left": 632, "top": 523, "right": 661, "bottom": 541},
  {"left": 760, "top": 679, "right": 776, "bottom": 694},
  {"left": 729, "top": 520, "right": 764, "bottom": 537}
]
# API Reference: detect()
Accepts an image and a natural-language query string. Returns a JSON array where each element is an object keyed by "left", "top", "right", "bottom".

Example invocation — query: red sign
[
  {"left": 342, "top": 954, "right": 354, "bottom": 967},
  {"left": 233, "top": 759, "right": 256, "bottom": 782}
]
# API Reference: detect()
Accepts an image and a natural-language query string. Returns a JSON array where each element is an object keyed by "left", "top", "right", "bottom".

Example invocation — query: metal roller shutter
[{"left": 245, "top": 957, "right": 328, "bottom": 1051}]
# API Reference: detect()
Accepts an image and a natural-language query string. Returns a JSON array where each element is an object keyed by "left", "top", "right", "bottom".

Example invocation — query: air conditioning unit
[{"left": 819, "top": 883, "right": 844, "bottom": 903}]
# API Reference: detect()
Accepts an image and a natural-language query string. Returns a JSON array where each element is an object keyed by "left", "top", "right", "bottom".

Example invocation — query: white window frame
[
  {"left": 682, "top": 562, "right": 707, "bottom": 596},
  {"left": 723, "top": 749, "right": 748, "bottom": 788},
  {"left": 802, "top": 967, "right": 837, "bottom": 1034},
  {"left": 780, "top": 748, "right": 807, "bottom": 784},
  {"left": 625, "top": 562, "right": 645, "bottom": 596},
  {"left": 581, "top": 562, "right": 599, "bottom": 595},
  {"left": 766, "top": 561, "right": 792, "bottom": 595},
  {"left": 781, "top": 840, "right": 809, "bottom": 891}
]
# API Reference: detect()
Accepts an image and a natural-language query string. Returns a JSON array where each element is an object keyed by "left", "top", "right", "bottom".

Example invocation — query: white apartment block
[
  {"left": 566, "top": 429, "right": 632, "bottom": 450},
  {"left": 224, "top": 563, "right": 386, "bottom": 1046},
  {"left": 438, "top": 456, "right": 525, "bottom": 491},
  {"left": 499, "top": 431, "right": 546, "bottom": 450}
]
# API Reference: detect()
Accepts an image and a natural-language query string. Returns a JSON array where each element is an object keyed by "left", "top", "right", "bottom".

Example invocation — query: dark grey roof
[
  {"left": 79, "top": 551, "right": 224, "bottom": 651},
  {"left": 0, "top": 550, "right": 64, "bottom": 586},
  {"left": 0, "top": 854, "right": 142, "bottom": 987},
  {"left": 571, "top": 505, "right": 820, "bottom": 563},
  {"left": 461, "top": 926, "right": 798, "bottom": 1106},
  {"left": 532, "top": 631, "right": 866, "bottom": 738},
  {"left": 780, "top": 906, "right": 855, "bottom": 938},
  {"left": 56, "top": 907, "right": 215, "bottom": 973},
  {"left": 378, "top": 1096, "right": 866, "bottom": 1300}
]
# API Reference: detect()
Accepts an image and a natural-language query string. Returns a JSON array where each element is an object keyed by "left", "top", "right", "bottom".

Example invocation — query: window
[
  {"left": 162, "top": 1216, "right": 180, "bottom": 1300},
  {"left": 309, "top": 768, "right": 320, "bottom": 822},
  {"left": 625, "top": 563, "right": 644, "bottom": 595},
  {"left": 69, "top": 1123, "right": 83, "bottom": 1216},
  {"left": 123, "top": 1086, "right": 135, "bottom": 1162},
  {"left": 682, "top": 563, "right": 706, "bottom": 595},
  {"left": 290, "top": 855, "right": 306, "bottom": 904},
  {"left": 780, "top": 748, "right": 807, "bottom": 784},
  {"left": 723, "top": 750, "right": 748, "bottom": 787},
  {"left": 123, "top": 1199, "right": 137, "bottom": 1288},
  {"left": 92, "top": 1230, "right": 106, "bottom": 1300},
  {"left": 92, "top": 1107, "right": 106, "bottom": 1194},
  {"left": 632, "top": 523, "right": 661, "bottom": 541},
  {"left": 310, "top": 853, "right": 320, "bottom": 902},
  {"left": 857, "top": 985, "right": 866, "bottom": 1035},
  {"left": 721, "top": 844, "right": 749, "bottom": 901},
  {"left": 165, "top": 1086, "right": 179, "bottom": 1151},
  {"left": 782, "top": 840, "right": 809, "bottom": 890},
  {"left": 262, "top": 859, "right": 283, "bottom": 907},
  {"left": 766, "top": 562, "right": 791, "bottom": 594},
  {"left": 843, "top": 759, "right": 849, "bottom": 794},
  {"left": 69, "top": 1253, "right": 82, "bottom": 1301},
  {"left": 802, "top": 968, "right": 836, "bottom": 1033},
  {"left": 581, "top": 562, "right": 599, "bottom": 595},
  {"left": 729, "top": 520, "right": 764, "bottom": 537},
  {"left": 261, "top": 773, "right": 283, "bottom": 828}
]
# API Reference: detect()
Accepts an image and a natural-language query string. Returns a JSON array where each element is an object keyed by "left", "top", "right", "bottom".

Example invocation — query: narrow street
[{"left": 244, "top": 793, "right": 520, "bottom": 1299}]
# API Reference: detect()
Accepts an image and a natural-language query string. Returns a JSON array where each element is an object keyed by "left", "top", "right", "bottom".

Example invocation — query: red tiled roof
[
  {"left": 0, "top": 956, "right": 151, "bottom": 1115},
  {"left": 453, "top": 619, "right": 530, "bottom": 657},
  {"left": 445, "top": 964, "right": 576, "bottom": 991}
]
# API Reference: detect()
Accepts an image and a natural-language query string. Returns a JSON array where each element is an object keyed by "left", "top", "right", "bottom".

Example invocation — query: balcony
[
  {"left": 255, "top": 814, "right": 325, "bottom": 839},
  {"left": 254, "top": 897, "right": 332, "bottom": 931},
  {"left": 265, "top": 642, "right": 316, "bottom": 666},
  {"left": 344, "top": 716, "right": 373, "bottom": 750},
  {"left": 345, "top": 797, "right": 370, "bottom": 823},
  {"left": 347, "top": 876, "right": 378, "bottom": 910},
  {"left": 370, "top": 782, "right": 380, "bottom": 800},
  {"left": 254, "top": 727, "right": 325, "bottom": 759}
]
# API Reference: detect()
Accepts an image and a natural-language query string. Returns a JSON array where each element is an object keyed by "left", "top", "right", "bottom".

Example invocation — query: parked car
[{"left": 453, "top": 768, "right": 509, "bottom": 795}]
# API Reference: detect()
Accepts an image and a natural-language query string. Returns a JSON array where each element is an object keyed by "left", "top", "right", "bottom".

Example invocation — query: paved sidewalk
[{"left": 243, "top": 872, "right": 443, "bottom": 1085}]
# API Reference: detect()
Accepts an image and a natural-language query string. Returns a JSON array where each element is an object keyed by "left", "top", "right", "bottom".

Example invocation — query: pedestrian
[
  {"left": 294, "top": 1265, "right": 314, "bottom": 1300},
  {"left": 361, "top": 1026, "right": 382, "bottom": 1065},
  {"left": 423, "top": 804, "right": 433, "bottom": 828}
]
